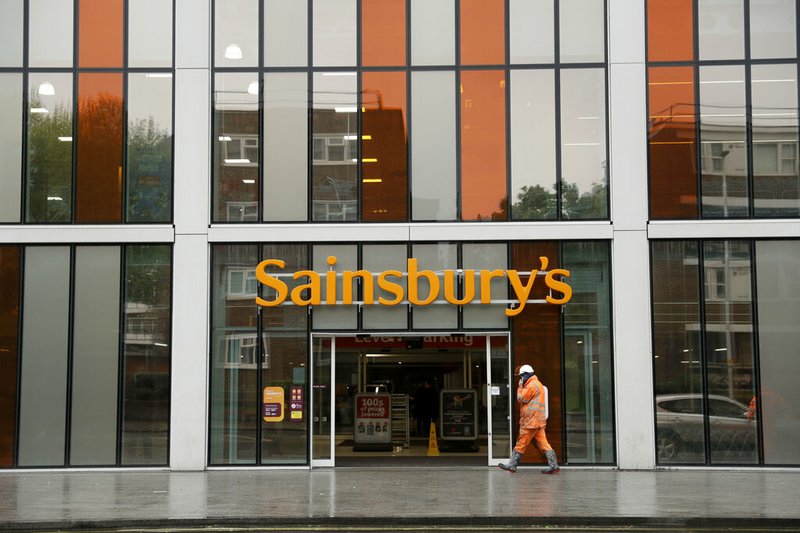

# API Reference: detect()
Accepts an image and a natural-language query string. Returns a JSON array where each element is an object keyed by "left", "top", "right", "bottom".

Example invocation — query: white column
[
  {"left": 608, "top": 0, "right": 655, "bottom": 469},
  {"left": 171, "top": 0, "right": 211, "bottom": 471}
]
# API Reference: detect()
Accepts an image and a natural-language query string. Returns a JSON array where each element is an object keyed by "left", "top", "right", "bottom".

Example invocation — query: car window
[
  {"left": 659, "top": 398, "right": 703, "bottom": 414},
  {"left": 708, "top": 398, "right": 746, "bottom": 418}
]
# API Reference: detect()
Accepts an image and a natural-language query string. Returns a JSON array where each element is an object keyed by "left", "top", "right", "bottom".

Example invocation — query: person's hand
[{"left": 518, "top": 378, "right": 523, "bottom": 388}]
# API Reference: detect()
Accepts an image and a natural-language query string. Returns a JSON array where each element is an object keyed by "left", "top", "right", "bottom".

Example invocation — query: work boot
[
  {"left": 542, "top": 449, "right": 560, "bottom": 474},
  {"left": 498, "top": 450, "right": 522, "bottom": 473}
]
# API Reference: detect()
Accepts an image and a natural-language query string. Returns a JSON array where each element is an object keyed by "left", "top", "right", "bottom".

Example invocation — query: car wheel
[{"left": 657, "top": 430, "right": 681, "bottom": 462}]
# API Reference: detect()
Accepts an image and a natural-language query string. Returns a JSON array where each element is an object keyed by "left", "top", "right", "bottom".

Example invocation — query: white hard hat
[{"left": 518, "top": 364, "right": 534, "bottom": 375}]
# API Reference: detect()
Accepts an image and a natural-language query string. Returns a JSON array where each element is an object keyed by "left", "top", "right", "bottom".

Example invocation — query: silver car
[{"left": 656, "top": 393, "right": 756, "bottom": 462}]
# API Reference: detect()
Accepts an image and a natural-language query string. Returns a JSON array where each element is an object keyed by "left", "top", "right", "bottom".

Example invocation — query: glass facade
[
  {"left": 0, "top": 244, "right": 172, "bottom": 468},
  {"left": 0, "top": 0, "right": 174, "bottom": 224},
  {"left": 212, "top": 0, "right": 609, "bottom": 222},
  {"left": 652, "top": 239, "right": 800, "bottom": 466},
  {"left": 648, "top": 0, "right": 800, "bottom": 219}
]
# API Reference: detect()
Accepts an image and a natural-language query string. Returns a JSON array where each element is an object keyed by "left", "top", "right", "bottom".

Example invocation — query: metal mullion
[
  {"left": 115, "top": 246, "right": 127, "bottom": 466},
  {"left": 748, "top": 240, "right": 765, "bottom": 465},
  {"left": 255, "top": 245, "right": 264, "bottom": 465},
  {"left": 697, "top": 240, "right": 712, "bottom": 465},
  {"left": 356, "top": 0, "right": 363, "bottom": 223},
  {"left": 168, "top": 0, "right": 176, "bottom": 226},
  {"left": 553, "top": 0, "right": 562, "bottom": 221},
  {"left": 12, "top": 245, "right": 25, "bottom": 467},
  {"left": 258, "top": 0, "right": 264, "bottom": 223},
  {"left": 455, "top": 0, "right": 461, "bottom": 222},
  {"left": 121, "top": 0, "right": 129, "bottom": 223},
  {"left": 743, "top": 0, "right": 754, "bottom": 219},
  {"left": 557, "top": 241, "right": 567, "bottom": 464},
  {"left": 71, "top": 0, "right": 79, "bottom": 224},
  {"left": 206, "top": 245, "right": 216, "bottom": 466},
  {"left": 18, "top": 0, "right": 30, "bottom": 224},
  {"left": 210, "top": 0, "right": 217, "bottom": 224},
  {"left": 306, "top": 0, "right": 313, "bottom": 223},
  {"left": 456, "top": 243, "right": 463, "bottom": 330},
  {"left": 693, "top": 0, "right": 703, "bottom": 220},
  {"left": 356, "top": 244, "right": 363, "bottom": 330},
  {"left": 504, "top": 0, "right": 511, "bottom": 221},
  {"left": 64, "top": 246, "right": 76, "bottom": 466}
]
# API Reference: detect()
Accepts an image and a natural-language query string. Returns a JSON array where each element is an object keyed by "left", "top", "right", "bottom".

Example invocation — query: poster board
[
  {"left": 354, "top": 393, "right": 392, "bottom": 444},
  {"left": 440, "top": 389, "right": 478, "bottom": 441}
]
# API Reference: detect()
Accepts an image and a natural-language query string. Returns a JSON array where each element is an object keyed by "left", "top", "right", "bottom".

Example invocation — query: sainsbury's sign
[{"left": 255, "top": 256, "right": 571, "bottom": 317}]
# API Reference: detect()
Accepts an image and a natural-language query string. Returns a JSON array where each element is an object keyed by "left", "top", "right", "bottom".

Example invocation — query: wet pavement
[{"left": 1, "top": 467, "right": 799, "bottom": 531}]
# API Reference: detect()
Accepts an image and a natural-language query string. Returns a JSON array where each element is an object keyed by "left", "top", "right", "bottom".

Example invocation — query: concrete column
[
  {"left": 608, "top": 0, "right": 655, "bottom": 469},
  {"left": 171, "top": 0, "right": 211, "bottom": 471}
]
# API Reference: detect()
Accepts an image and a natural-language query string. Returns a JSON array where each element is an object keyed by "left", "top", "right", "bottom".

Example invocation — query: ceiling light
[
  {"left": 46, "top": 196, "right": 63, "bottom": 201},
  {"left": 362, "top": 178, "right": 382, "bottom": 183},
  {"left": 219, "top": 136, "right": 232, "bottom": 141},
  {"left": 57, "top": 136, "right": 72, "bottom": 142},
  {"left": 38, "top": 82, "right": 55, "bottom": 95},
  {"left": 145, "top": 73, "right": 173, "bottom": 78},
  {"left": 247, "top": 81, "right": 259, "bottom": 95},
  {"left": 242, "top": 179, "right": 256, "bottom": 184},
  {"left": 30, "top": 107, "right": 49, "bottom": 114},
  {"left": 224, "top": 43, "right": 243, "bottom": 60},
  {"left": 224, "top": 158, "right": 250, "bottom": 164},
  {"left": 335, "top": 106, "right": 357, "bottom": 113}
]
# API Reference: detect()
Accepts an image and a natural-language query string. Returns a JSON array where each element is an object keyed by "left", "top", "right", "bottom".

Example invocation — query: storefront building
[{"left": 0, "top": 0, "right": 798, "bottom": 472}]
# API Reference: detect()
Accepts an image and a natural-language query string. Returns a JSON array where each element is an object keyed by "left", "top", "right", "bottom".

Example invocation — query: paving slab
[{"left": 0, "top": 468, "right": 799, "bottom": 531}]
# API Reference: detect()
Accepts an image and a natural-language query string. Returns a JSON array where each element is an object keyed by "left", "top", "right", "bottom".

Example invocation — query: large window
[
  {"left": 647, "top": 0, "right": 800, "bottom": 219},
  {"left": 0, "top": 0, "right": 174, "bottom": 224},
  {"left": 651, "top": 239, "right": 800, "bottom": 466},
  {"left": 212, "top": 0, "right": 608, "bottom": 222},
  {"left": 0, "top": 244, "right": 172, "bottom": 468}
]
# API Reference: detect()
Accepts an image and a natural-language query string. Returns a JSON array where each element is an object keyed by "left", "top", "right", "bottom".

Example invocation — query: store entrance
[{"left": 310, "top": 333, "right": 512, "bottom": 468}]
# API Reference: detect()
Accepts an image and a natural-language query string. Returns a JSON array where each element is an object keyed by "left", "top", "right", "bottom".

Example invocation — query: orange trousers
[{"left": 514, "top": 426, "right": 553, "bottom": 455}]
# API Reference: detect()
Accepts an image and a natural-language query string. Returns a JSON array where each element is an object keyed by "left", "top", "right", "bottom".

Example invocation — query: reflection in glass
[
  {"left": 698, "top": 0, "right": 745, "bottom": 60},
  {"left": 312, "top": 245, "right": 358, "bottom": 329},
  {"left": 751, "top": 64, "right": 799, "bottom": 217},
  {"left": 0, "top": 0, "right": 23, "bottom": 67},
  {"left": 210, "top": 244, "right": 260, "bottom": 464},
  {"left": 411, "top": 243, "right": 457, "bottom": 329},
  {"left": 26, "top": 73, "right": 73, "bottom": 223},
  {"left": 214, "top": 72, "right": 259, "bottom": 222},
  {"left": 510, "top": 69, "right": 556, "bottom": 220},
  {"left": 648, "top": 66, "right": 698, "bottom": 219},
  {"left": 750, "top": 0, "right": 796, "bottom": 59},
  {"left": 76, "top": 73, "right": 124, "bottom": 223},
  {"left": 18, "top": 247, "right": 70, "bottom": 467},
  {"left": 755, "top": 240, "right": 800, "bottom": 465},
  {"left": 265, "top": 0, "right": 307, "bottom": 67},
  {"left": 647, "top": 0, "right": 694, "bottom": 62},
  {"left": 362, "top": 245, "right": 408, "bottom": 329},
  {"left": 312, "top": 73, "right": 358, "bottom": 222},
  {"left": 29, "top": 0, "right": 73, "bottom": 67},
  {"left": 560, "top": 68, "right": 607, "bottom": 219},
  {"left": 0, "top": 246, "right": 21, "bottom": 467},
  {"left": 559, "top": 0, "right": 605, "bottom": 63},
  {"left": 410, "top": 0, "right": 454, "bottom": 66},
  {"left": 362, "top": 0, "right": 406, "bottom": 67},
  {"left": 0, "top": 74, "right": 22, "bottom": 222},
  {"left": 215, "top": 0, "right": 259, "bottom": 67},
  {"left": 699, "top": 66, "right": 748, "bottom": 217},
  {"left": 563, "top": 242, "right": 613, "bottom": 463},
  {"left": 79, "top": 0, "right": 123, "bottom": 68},
  {"left": 460, "top": 0, "right": 504, "bottom": 65},
  {"left": 702, "top": 240, "right": 757, "bottom": 464},
  {"left": 651, "top": 240, "right": 705, "bottom": 464},
  {"left": 510, "top": 0, "right": 553, "bottom": 64},
  {"left": 313, "top": 0, "right": 356, "bottom": 67},
  {"left": 127, "top": 74, "right": 173, "bottom": 222},
  {"left": 260, "top": 244, "right": 308, "bottom": 464},
  {"left": 411, "top": 71, "right": 456, "bottom": 220},
  {"left": 490, "top": 335, "right": 511, "bottom": 462},
  {"left": 263, "top": 73, "right": 308, "bottom": 221},
  {"left": 361, "top": 71, "right": 408, "bottom": 221},
  {"left": 461, "top": 70, "right": 507, "bottom": 221},
  {"left": 70, "top": 246, "right": 121, "bottom": 466},
  {"left": 121, "top": 245, "right": 172, "bottom": 465},
  {"left": 463, "top": 244, "right": 507, "bottom": 328},
  {"left": 129, "top": 0, "right": 173, "bottom": 67}
]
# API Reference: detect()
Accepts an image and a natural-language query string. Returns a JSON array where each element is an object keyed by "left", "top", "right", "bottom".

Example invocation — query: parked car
[{"left": 656, "top": 393, "right": 756, "bottom": 461}]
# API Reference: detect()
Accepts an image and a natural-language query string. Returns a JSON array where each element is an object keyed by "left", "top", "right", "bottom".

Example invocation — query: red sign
[{"left": 356, "top": 395, "right": 389, "bottom": 418}]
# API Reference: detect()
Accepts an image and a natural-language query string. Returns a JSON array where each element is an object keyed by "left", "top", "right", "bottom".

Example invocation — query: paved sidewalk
[{"left": 0, "top": 467, "right": 799, "bottom": 531}]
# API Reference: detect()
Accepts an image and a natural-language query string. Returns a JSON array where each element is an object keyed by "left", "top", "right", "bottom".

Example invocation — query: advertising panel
[
  {"left": 440, "top": 389, "right": 478, "bottom": 441},
  {"left": 354, "top": 393, "right": 392, "bottom": 444}
]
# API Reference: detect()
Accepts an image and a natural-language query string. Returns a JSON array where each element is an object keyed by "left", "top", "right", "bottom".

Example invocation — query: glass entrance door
[{"left": 310, "top": 332, "right": 511, "bottom": 467}]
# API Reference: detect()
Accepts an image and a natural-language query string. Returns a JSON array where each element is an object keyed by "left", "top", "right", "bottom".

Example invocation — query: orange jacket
[{"left": 517, "top": 375, "right": 547, "bottom": 429}]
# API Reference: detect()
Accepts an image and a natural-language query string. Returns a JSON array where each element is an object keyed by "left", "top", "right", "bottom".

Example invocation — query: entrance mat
[{"left": 335, "top": 455, "right": 486, "bottom": 467}]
